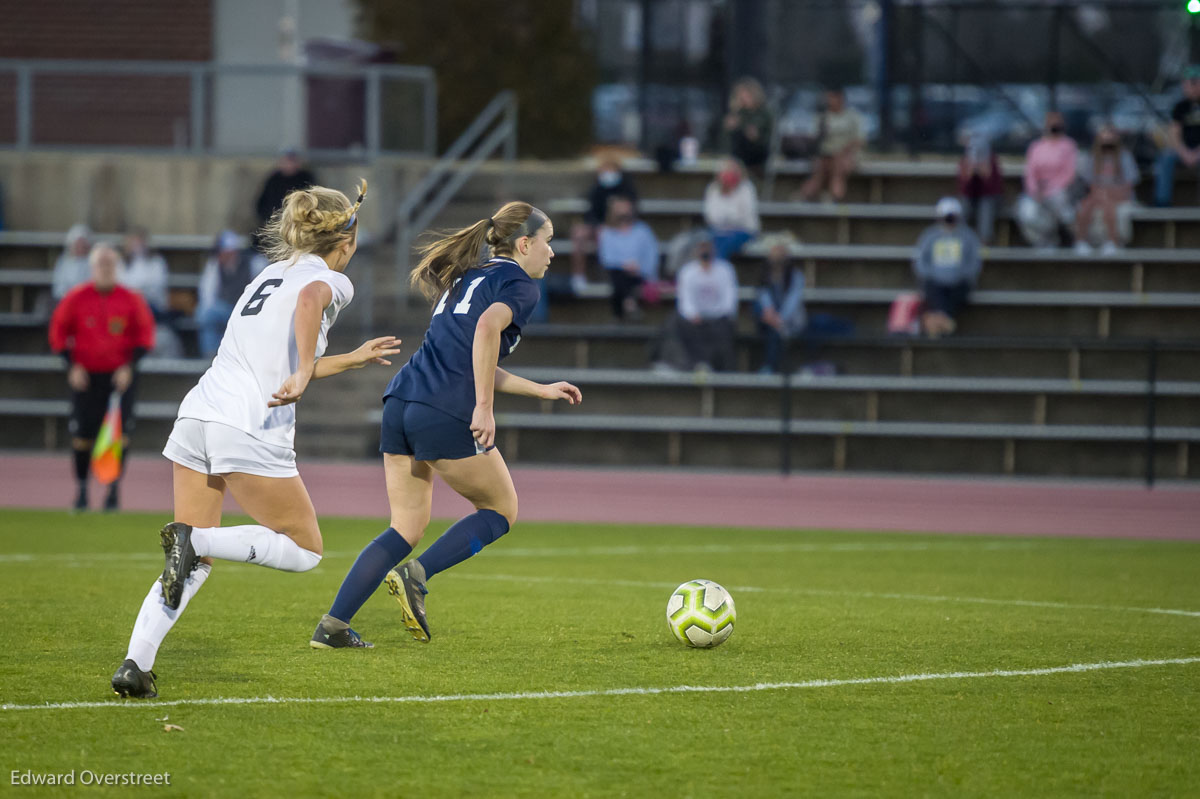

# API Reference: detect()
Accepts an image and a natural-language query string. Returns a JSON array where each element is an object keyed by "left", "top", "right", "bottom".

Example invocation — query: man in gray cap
[
  {"left": 911, "top": 197, "right": 983, "bottom": 338},
  {"left": 1154, "top": 65, "right": 1200, "bottom": 207}
]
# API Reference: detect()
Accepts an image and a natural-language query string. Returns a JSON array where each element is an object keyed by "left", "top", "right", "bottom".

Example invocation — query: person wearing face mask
[
  {"left": 597, "top": 196, "right": 660, "bottom": 320},
  {"left": 655, "top": 235, "right": 739, "bottom": 372},
  {"left": 1015, "top": 111, "right": 1080, "bottom": 249},
  {"left": 1074, "top": 126, "right": 1139, "bottom": 255},
  {"left": 569, "top": 155, "right": 638, "bottom": 294},
  {"left": 703, "top": 157, "right": 761, "bottom": 259},
  {"left": 1154, "top": 66, "right": 1200, "bottom": 208},
  {"left": 911, "top": 198, "right": 983, "bottom": 338}
]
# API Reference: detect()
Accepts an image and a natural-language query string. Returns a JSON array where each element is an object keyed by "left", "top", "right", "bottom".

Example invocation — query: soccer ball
[{"left": 666, "top": 579, "right": 736, "bottom": 648}]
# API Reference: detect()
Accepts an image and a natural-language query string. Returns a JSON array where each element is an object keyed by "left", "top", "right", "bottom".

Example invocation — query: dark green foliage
[{"left": 355, "top": 0, "right": 596, "bottom": 157}]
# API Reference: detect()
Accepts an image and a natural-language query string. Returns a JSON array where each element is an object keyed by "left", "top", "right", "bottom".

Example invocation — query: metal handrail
[
  {"left": 393, "top": 90, "right": 518, "bottom": 290},
  {"left": 0, "top": 58, "right": 437, "bottom": 158}
]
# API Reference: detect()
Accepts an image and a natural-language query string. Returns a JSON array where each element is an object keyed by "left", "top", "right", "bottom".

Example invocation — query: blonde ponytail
[
  {"left": 410, "top": 201, "right": 548, "bottom": 301},
  {"left": 259, "top": 178, "right": 368, "bottom": 263}
]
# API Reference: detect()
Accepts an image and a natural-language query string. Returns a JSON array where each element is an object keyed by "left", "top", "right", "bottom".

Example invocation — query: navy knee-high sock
[
  {"left": 417, "top": 509, "right": 510, "bottom": 580},
  {"left": 328, "top": 527, "right": 413, "bottom": 623}
]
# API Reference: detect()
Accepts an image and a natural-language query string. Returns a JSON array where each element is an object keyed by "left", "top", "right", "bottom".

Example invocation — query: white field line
[
  {"left": 2, "top": 657, "right": 1196, "bottom": 713},
  {"left": 454, "top": 573, "right": 1200, "bottom": 619},
  {"left": 0, "top": 537, "right": 1142, "bottom": 566}
]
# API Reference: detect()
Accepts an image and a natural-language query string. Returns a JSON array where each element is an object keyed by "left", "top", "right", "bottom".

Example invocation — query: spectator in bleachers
[
  {"left": 704, "top": 158, "right": 760, "bottom": 260},
  {"left": 958, "top": 133, "right": 1005, "bottom": 244},
  {"left": 255, "top": 148, "right": 316, "bottom": 242},
  {"left": 656, "top": 235, "right": 739, "bottom": 372},
  {"left": 196, "top": 231, "right": 259, "bottom": 358},
  {"left": 49, "top": 243, "right": 155, "bottom": 511},
  {"left": 912, "top": 198, "right": 983, "bottom": 338},
  {"left": 51, "top": 224, "right": 93, "bottom": 300},
  {"left": 119, "top": 228, "right": 169, "bottom": 317},
  {"left": 720, "top": 77, "right": 773, "bottom": 172},
  {"left": 1015, "top": 111, "right": 1079, "bottom": 249},
  {"left": 570, "top": 154, "right": 638, "bottom": 294},
  {"left": 120, "top": 227, "right": 183, "bottom": 357},
  {"left": 1074, "top": 125, "right": 1139, "bottom": 255},
  {"left": 754, "top": 235, "right": 805, "bottom": 374},
  {"left": 1153, "top": 65, "right": 1200, "bottom": 208},
  {"left": 597, "top": 196, "right": 659, "bottom": 320},
  {"left": 753, "top": 233, "right": 856, "bottom": 374},
  {"left": 799, "top": 88, "right": 864, "bottom": 203}
]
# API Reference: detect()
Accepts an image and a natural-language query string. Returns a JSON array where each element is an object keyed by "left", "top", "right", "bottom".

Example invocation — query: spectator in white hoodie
[
  {"left": 656, "top": 235, "right": 740, "bottom": 372},
  {"left": 52, "top": 224, "right": 93, "bottom": 300},
  {"left": 703, "top": 158, "right": 760, "bottom": 260},
  {"left": 119, "top": 228, "right": 169, "bottom": 316}
]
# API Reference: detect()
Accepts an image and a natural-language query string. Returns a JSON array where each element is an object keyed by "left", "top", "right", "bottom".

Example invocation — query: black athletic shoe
[
  {"left": 103, "top": 485, "right": 119, "bottom": 513},
  {"left": 159, "top": 522, "right": 198, "bottom": 610},
  {"left": 386, "top": 561, "right": 430, "bottom": 643},
  {"left": 73, "top": 485, "right": 88, "bottom": 513},
  {"left": 112, "top": 658, "right": 158, "bottom": 699},
  {"left": 309, "top": 616, "right": 373, "bottom": 649}
]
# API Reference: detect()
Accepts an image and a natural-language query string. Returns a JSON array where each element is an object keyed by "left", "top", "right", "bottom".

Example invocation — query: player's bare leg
[
  {"left": 385, "top": 448, "right": 519, "bottom": 642},
  {"left": 381, "top": 454, "right": 435, "bottom": 641},
  {"left": 113, "top": 465, "right": 223, "bottom": 698}
]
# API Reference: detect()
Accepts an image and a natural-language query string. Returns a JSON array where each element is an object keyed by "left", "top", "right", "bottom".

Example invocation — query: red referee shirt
[{"left": 49, "top": 283, "right": 156, "bottom": 373}]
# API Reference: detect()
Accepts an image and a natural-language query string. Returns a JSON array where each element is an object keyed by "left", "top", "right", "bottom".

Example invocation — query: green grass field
[{"left": 1, "top": 509, "right": 1198, "bottom": 797}]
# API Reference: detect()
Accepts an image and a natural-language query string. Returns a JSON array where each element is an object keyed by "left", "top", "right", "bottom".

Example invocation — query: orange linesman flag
[{"left": 91, "top": 392, "right": 123, "bottom": 485}]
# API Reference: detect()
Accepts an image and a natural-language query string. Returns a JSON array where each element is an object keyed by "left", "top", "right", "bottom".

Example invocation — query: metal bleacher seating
[{"left": 2, "top": 160, "right": 1197, "bottom": 479}]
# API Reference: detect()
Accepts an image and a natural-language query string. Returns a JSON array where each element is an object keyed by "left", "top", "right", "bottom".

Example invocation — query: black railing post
[
  {"left": 1144, "top": 338, "right": 1158, "bottom": 489},
  {"left": 1048, "top": 5, "right": 1062, "bottom": 112},
  {"left": 877, "top": 0, "right": 894, "bottom": 149},
  {"left": 780, "top": 339, "right": 793, "bottom": 476}
]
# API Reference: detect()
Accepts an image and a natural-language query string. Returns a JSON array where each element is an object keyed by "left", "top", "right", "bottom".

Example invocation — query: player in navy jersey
[{"left": 312, "top": 201, "right": 581, "bottom": 647}]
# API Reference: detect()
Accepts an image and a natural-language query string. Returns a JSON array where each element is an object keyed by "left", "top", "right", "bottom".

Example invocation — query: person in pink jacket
[{"left": 1015, "top": 111, "right": 1080, "bottom": 248}]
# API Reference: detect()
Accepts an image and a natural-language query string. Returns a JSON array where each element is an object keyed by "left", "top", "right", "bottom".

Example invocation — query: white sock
[
  {"left": 126, "top": 563, "right": 212, "bottom": 672},
  {"left": 190, "top": 525, "right": 321, "bottom": 572}
]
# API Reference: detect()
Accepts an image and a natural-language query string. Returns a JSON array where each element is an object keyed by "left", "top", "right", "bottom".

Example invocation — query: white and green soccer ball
[{"left": 666, "top": 579, "right": 736, "bottom": 648}]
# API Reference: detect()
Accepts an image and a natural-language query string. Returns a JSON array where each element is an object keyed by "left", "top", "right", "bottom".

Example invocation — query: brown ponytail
[
  {"left": 259, "top": 179, "right": 368, "bottom": 264},
  {"left": 410, "top": 200, "right": 549, "bottom": 301}
]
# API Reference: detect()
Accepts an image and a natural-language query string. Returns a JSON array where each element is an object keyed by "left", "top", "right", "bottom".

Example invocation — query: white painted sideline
[
  {"left": 0, "top": 537, "right": 1139, "bottom": 565},
  {"left": 456, "top": 573, "right": 1200, "bottom": 619},
  {"left": 2, "top": 657, "right": 1196, "bottom": 713}
]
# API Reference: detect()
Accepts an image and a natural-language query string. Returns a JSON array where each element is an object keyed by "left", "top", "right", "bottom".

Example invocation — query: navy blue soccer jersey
[{"left": 384, "top": 257, "right": 540, "bottom": 422}]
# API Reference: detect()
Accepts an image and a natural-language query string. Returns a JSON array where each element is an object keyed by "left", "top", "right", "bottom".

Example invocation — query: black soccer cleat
[
  {"left": 159, "top": 522, "right": 198, "bottom": 610},
  {"left": 72, "top": 485, "right": 88, "bottom": 513},
  {"left": 386, "top": 561, "right": 430, "bottom": 643},
  {"left": 309, "top": 616, "right": 374, "bottom": 649},
  {"left": 112, "top": 659, "right": 158, "bottom": 699}
]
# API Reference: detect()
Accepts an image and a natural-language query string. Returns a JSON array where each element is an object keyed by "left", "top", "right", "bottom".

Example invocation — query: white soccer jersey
[{"left": 176, "top": 254, "right": 354, "bottom": 450}]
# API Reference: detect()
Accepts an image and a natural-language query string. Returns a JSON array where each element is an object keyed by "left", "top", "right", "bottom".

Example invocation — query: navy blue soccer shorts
[{"left": 379, "top": 397, "right": 494, "bottom": 461}]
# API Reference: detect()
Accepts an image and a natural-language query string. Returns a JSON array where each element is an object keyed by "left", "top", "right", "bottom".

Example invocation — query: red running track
[{"left": 2, "top": 452, "right": 1197, "bottom": 540}]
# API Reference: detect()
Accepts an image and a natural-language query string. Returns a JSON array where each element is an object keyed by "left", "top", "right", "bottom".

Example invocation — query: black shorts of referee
[{"left": 69, "top": 371, "right": 138, "bottom": 442}]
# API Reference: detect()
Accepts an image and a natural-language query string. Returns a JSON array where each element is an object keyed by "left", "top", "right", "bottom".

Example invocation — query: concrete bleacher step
[
  {"left": 484, "top": 414, "right": 1195, "bottom": 479},
  {"left": 613, "top": 157, "right": 1182, "bottom": 206},
  {"left": 507, "top": 326, "right": 1200, "bottom": 381},
  {"left": 543, "top": 284, "right": 1200, "bottom": 339},
  {"left": 548, "top": 197, "right": 1200, "bottom": 249}
]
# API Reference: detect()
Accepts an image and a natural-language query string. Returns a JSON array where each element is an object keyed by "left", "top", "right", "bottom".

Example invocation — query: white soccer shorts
[{"left": 163, "top": 418, "right": 299, "bottom": 479}]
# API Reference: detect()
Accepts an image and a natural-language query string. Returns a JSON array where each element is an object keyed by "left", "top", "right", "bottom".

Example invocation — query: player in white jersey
[{"left": 111, "top": 180, "right": 401, "bottom": 698}]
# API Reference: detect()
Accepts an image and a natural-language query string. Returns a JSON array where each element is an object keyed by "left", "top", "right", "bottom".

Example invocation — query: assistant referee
[{"left": 49, "top": 243, "right": 155, "bottom": 511}]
